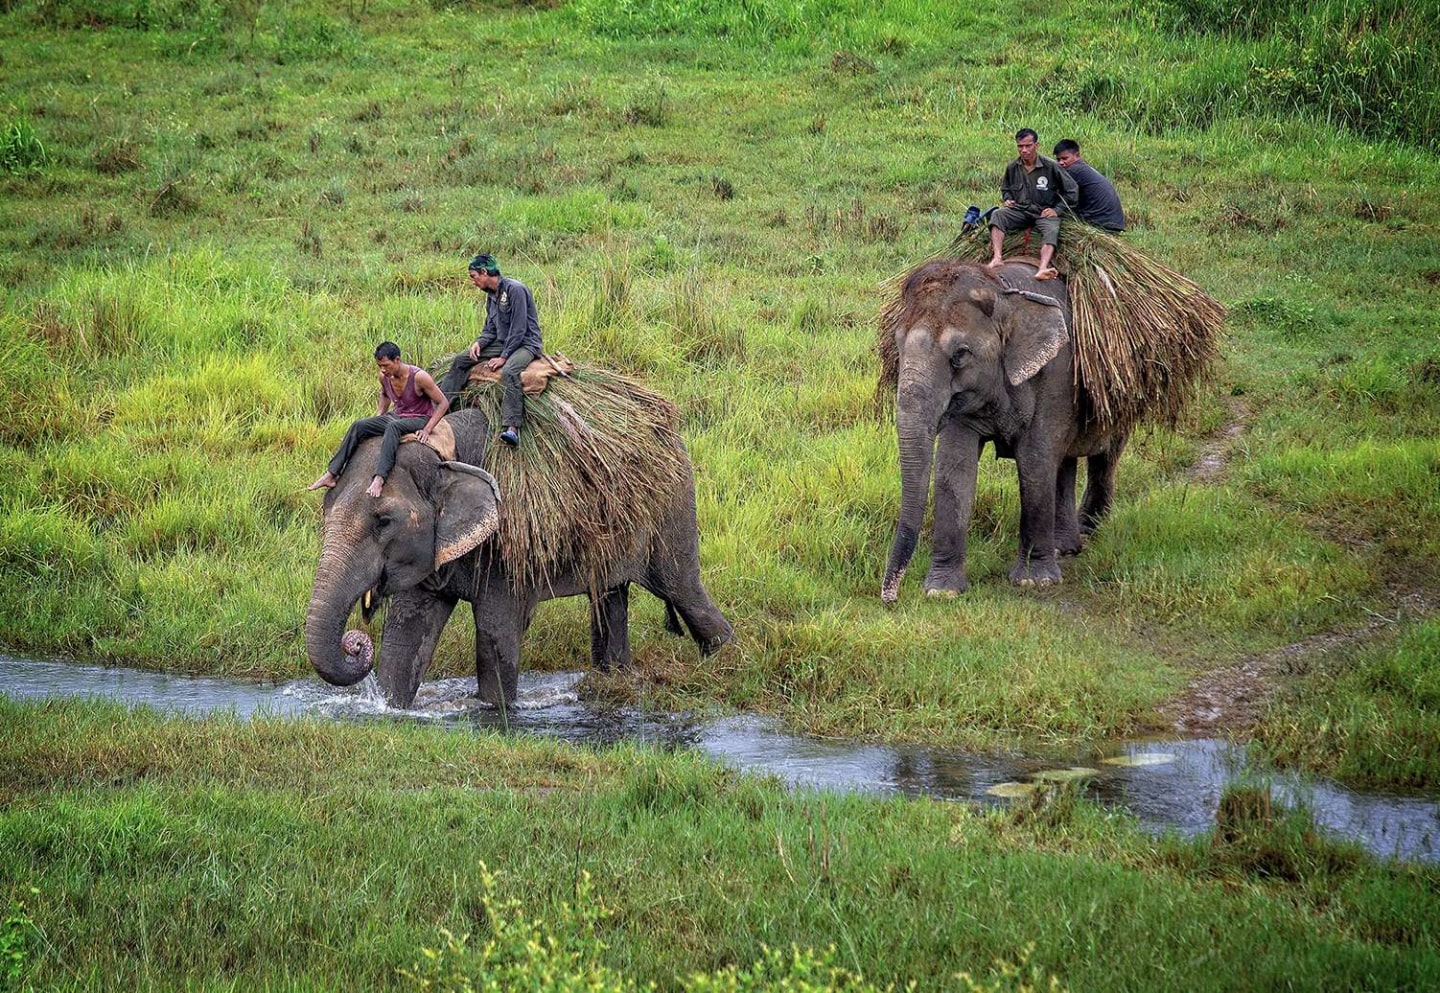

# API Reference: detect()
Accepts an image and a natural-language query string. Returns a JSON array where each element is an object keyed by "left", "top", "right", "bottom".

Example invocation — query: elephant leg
[
  {"left": 924, "top": 421, "right": 980, "bottom": 597},
  {"left": 377, "top": 590, "right": 458, "bottom": 708},
  {"left": 471, "top": 575, "right": 522, "bottom": 712},
  {"left": 590, "top": 584, "right": 632, "bottom": 671},
  {"left": 663, "top": 600, "right": 685, "bottom": 637},
  {"left": 1054, "top": 457, "right": 1082, "bottom": 556},
  {"left": 1080, "top": 434, "right": 1126, "bottom": 535},
  {"left": 1011, "top": 448, "right": 1064, "bottom": 587}
]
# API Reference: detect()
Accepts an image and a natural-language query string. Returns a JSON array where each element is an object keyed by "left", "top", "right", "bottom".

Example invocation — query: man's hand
[
  {"left": 486, "top": 357, "right": 505, "bottom": 371},
  {"left": 416, "top": 427, "right": 430, "bottom": 443},
  {"left": 1040, "top": 208, "right": 1057, "bottom": 218},
  {"left": 1003, "top": 199, "right": 1016, "bottom": 207},
  {"left": 468, "top": 340, "right": 482, "bottom": 361}
]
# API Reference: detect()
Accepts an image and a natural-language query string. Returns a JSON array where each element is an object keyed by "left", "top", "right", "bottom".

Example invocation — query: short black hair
[
  {"left": 1054, "top": 138, "right": 1081, "bottom": 156},
  {"left": 468, "top": 253, "right": 500, "bottom": 276},
  {"left": 1015, "top": 128, "right": 1038, "bottom": 143},
  {"left": 374, "top": 341, "right": 401, "bottom": 361}
]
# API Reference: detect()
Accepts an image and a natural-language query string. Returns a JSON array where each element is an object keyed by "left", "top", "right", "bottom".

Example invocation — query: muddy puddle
[{"left": 3, "top": 654, "right": 1436, "bottom": 863}]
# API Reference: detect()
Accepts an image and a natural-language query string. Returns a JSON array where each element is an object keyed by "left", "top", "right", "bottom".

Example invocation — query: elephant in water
[
  {"left": 881, "top": 260, "right": 1127, "bottom": 600},
  {"left": 305, "top": 407, "right": 732, "bottom": 710}
]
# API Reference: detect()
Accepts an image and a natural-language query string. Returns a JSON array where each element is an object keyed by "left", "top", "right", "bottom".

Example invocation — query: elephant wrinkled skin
[
  {"left": 881, "top": 260, "right": 1127, "bottom": 600},
  {"left": 305, "top": 408, "right": 732, "bottom": 710}
]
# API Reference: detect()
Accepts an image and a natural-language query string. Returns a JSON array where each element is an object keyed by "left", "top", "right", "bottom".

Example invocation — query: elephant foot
[
  {"left": 923, "top": 569, "right": 969, "bottom": 598},
  {"left": 700, "top": 625, "right": 734, "bottom": 656},
  {"left": 1009, "top": 557, "right": 1062, "bottom": 588},
  {"left": 880, "top": 569, "right": 905, "bottom": 604},
  {"left": 1055, "top": 538, "right": 1083, "bottom": 558}
]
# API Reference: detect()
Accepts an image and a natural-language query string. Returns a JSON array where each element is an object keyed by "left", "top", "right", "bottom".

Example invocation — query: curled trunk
[{"left": 305, "top": 538, "right": 379, "bottom": 686}]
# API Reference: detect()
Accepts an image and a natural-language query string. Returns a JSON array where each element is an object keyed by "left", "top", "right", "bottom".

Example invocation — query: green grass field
[{"left": 2, "top": 0, "right": 1439, "bottom": 986}]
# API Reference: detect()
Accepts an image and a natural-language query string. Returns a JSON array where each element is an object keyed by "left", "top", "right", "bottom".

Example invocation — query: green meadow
[{"left": 1, "top": 0, "right": 1439, "bottom": 986}]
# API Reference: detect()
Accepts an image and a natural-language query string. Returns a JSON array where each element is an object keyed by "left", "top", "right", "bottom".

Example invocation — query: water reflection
[{"left": 3, "top": 654, "right": 1436, "bottom": 862}]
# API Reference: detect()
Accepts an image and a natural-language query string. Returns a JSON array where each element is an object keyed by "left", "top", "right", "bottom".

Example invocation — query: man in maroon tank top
[{"left": 308, "top": 341, "right": 450, "bottom": 498}]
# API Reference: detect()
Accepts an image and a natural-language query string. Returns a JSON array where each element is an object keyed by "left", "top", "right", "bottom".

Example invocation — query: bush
[
  {"left": 0, "top": 116, "right": 47, "bottom": 175},
  {"left": 1138, "top": 0, "right": 1440, "bottom": 148}
]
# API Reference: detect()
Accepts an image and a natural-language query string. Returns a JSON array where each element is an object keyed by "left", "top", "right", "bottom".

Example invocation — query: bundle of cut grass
[
  {"left": 877, "top": 223, "right": 1224, "bottom": 431},
  {"left": 447, "top": 364, "right": 688, "bottom": 596}
]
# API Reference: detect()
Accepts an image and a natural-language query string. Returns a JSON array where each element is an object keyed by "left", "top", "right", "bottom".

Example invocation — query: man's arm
[
  {"left": 500, "top": 285, "right": 532, "bottom": 360},
  {"left": 413, "top": 370, "right": 449, "bottom": 441},
  {"left": 1000, "top": 162, "right": 1020, "bottom": 206},
  {"left": 1057, "top": 161, "right": 1080, "bottom": 212},
  {"left": 470, "top": 298, "right": 497, "bottom": 359},
  {"left": 377, "top": 375, "right": 392, "bottom": 416}
]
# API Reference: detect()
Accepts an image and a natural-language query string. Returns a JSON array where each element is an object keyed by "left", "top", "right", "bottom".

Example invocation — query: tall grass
[{"left": 1137, "top": 0, "right": 1440, "bottom": 145}]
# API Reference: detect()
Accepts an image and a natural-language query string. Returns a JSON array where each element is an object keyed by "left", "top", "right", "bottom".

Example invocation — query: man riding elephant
[
  {"left": 986, "top": 128, "right": 1079, "bottom": 280},
  {"left": 439, "top": 253, "right": 543, "bottom": 448}
]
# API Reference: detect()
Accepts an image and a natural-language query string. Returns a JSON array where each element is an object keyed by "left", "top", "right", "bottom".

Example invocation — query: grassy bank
[
  {"left": 1, "top": 0, "right": 1438, "bottom": 776},
  {"left": 2, "top": 700, "right": 1437, "bottom": 991}
]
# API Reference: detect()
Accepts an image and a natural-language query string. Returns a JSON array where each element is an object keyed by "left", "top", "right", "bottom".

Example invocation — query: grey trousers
[
  {"left": 990, "top": 206, "right": 1061, "bottom": 247},
  {"left": 326, "top": 414, "right": 429, "bottom": 481},
  {"left": 441, "top": 343, "right": 537, "bottom": 428}
]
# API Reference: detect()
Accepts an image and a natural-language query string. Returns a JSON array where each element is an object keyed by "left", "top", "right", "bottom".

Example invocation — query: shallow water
[{"left": 3, "top": 654, "right": 1436, "bottom": 863}]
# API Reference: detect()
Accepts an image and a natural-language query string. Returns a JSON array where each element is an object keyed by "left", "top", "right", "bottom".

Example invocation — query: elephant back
[{"left": 452, "top": 366, "right": 689, "bottom": 595}]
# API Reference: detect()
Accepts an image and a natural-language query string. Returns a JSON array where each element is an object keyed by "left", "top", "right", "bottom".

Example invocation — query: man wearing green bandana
[{"left": 440, "top": 253, "right": 544, "bottom": 447}]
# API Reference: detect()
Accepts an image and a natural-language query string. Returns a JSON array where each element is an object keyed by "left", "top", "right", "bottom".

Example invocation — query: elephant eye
[
  {"left": 950, "top": 346, "right": 970, "bottom": 366},
  {"left": 375, "top": 513, "right": 394, "bottom": 529}
]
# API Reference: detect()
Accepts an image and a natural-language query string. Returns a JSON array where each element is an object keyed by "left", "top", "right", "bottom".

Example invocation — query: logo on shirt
[
  {"left": 499, "top": 290, "right": 509, "bottom": 306},
  {"left": 1036, "top": 177, "right": 1050, "bottom": 190}
]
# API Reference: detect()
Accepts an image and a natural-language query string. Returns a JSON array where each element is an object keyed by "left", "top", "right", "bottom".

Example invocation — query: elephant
[
  {"left": 881, "top": 259, "right": 1127, "bottom": 600},
  {"left": 305, "top": 407, "right": 733, "bottom": 710}
]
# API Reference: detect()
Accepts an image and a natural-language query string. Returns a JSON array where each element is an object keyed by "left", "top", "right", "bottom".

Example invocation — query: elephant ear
[
  {"left": 999, "top": 283, "right": 1069, "bottom": 386},
  {"left": 433, "top": 461, "right": 502, "bottom": 568}
]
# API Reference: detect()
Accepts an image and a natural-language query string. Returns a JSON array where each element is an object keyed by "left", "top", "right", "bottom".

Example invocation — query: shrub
[{"left": 0, "top": 116, "right": 47, "bottom": 175}]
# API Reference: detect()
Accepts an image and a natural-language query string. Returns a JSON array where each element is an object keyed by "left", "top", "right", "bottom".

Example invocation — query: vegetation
[
  {"left": 1, "top": 0, "right": 1437, "bottom": 768},
  {"left": 1, "top": 701, "right": 1436, "bottom": 991}
]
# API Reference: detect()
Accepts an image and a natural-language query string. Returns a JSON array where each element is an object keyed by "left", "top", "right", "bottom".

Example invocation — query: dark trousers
[
  {"left": 326, "top": 414, "right": 429, "bottom": 481},
  {"left": 440, "top": 343, "right": 537, "bottom": 428}
]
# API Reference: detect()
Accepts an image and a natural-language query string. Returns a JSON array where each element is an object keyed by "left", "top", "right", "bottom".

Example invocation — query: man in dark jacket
[
  {"left": 440, "top": 253, "right": 544, "bottom": 447},
  {"left": 1054, "top": 139, "right": 1125, "bottom": 232},
  {"left": 986, "top": 128, "right": 1078, "bottom": 280}
]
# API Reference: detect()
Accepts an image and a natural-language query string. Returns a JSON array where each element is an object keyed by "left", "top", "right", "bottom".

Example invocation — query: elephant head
[
  {"left": 305, "top": 441, "right": 500, "bottom": 687},
  {"left": 881, "top": 262, "right": 1069, "bottom": 601}
]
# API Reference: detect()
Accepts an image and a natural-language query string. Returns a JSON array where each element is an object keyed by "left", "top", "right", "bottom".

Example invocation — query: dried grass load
[
  {"left": 445, "top": 363, "right": 689, "bottom": 596},
  {"left": 877, "top": 223, "right": 1225, "bottom": 431}
]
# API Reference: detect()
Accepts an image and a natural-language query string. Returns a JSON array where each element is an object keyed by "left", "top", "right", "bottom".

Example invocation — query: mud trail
[{"left": 1161, "top": 589, "right": 1438, "bottom": 736}]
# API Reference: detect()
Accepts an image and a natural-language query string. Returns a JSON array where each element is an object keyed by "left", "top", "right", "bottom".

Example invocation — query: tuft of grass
[{"left": 0, "top": 114, "right": 47, "bottom": 175}]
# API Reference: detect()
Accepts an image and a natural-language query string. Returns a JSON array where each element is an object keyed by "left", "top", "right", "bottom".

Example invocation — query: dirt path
[
  {"left": 1160, "top": 589, "right": 1438, "bottom": 736},
  {"left": 1188, "top": 397, "right": 1249, "bottom": 484}
]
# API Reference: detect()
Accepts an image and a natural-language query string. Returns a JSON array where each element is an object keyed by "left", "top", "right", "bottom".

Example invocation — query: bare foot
[
  {"left": 985, "top": 257, "right": 1004, "bottom": 269},
  {"left": 308, "top": 472, "right": 337, "bottom": 491},
  {"left": 1035, "top": 267, "right": 1058, "bottom": 280},
  {"left": 366, "top": 476, "right": 384, "bottom": 498}
]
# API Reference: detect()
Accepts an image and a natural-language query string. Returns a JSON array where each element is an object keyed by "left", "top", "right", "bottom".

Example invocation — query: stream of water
[{"left": 3, "top": 654, "right": 1436, "bottom": 863}]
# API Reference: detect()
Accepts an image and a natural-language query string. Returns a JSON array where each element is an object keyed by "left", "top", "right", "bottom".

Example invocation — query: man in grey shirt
[
  {"left": 1054, "top": 139, "right": 1125, "bottom": 233},
  {"left": 440, "top": 253, "right": 544, "bottom": 447}
]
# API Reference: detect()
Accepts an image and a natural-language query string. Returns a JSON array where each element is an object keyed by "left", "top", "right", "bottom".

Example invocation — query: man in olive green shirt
[{"left": 986, "top": 127, "right": 1078, "bottom": 280}]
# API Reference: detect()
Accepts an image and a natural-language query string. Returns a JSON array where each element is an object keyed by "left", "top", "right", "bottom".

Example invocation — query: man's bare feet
[
  {"left": 986, "top": 257, "right": 1004, "bottom": 269},
  {"left": 366, "top": 475, "right": 384, "bottom": 498},
  {"left": 308, "top": 472, "right": 337, "bottom": 491},
  {"left": 1035, "top": 267, "right": 1059, "bottom": 280}
]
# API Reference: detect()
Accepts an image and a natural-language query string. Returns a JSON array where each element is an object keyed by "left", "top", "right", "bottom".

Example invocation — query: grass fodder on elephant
[
  {"left": 877, "top": 223, "right": 1225, "bottom": 431},
  {"left": 451, "top": 364, "right": 689, "bottom": 596}
]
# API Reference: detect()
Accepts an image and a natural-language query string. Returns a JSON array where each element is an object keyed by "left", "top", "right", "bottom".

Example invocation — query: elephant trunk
[
  {"left": 305, "top": 530, "right": 380, "bottom": 686},
  {"left": 882, "top": 380, "right": 942, "bottom": 602}
]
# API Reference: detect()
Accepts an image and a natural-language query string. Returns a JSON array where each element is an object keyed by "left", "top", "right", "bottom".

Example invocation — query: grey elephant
[
  {"left": 305, "top": 407, "right": 733, "bottom": 709},
  {"left": 880, "top": 259, "right": 1126, "bottom": 600}
]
